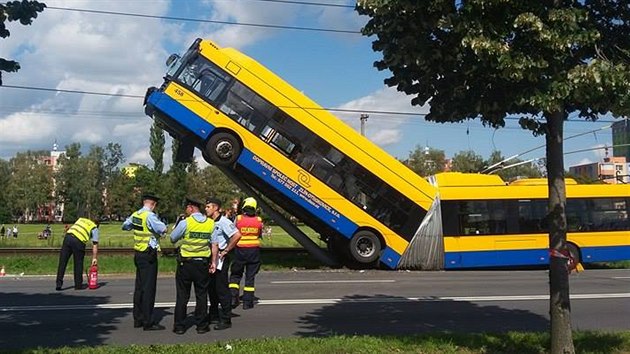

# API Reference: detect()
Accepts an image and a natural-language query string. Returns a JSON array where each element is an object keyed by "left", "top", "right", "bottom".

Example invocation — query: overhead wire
[{"left": 45, "top": 6, "right": 361, "bottom": 34}]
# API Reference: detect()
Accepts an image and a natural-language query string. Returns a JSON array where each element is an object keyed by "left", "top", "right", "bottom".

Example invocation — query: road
[{"left": 0, "top": 269, "right": 628, "bottom": 349}]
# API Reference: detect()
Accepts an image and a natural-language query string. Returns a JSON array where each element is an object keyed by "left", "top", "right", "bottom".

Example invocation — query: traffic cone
[{"left": 0, "top": 265, "right": 5, "bottom": 277}]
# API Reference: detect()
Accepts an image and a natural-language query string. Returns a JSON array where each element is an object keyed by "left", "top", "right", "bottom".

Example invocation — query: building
[
  {"left": 612, "top": 119, "right": 630, "bottom": 161},
  {"left": 35, "top": 142, "right": 66, "bottom": 222},
  {"left": 569, "top": 156, "right": 628, "bottom": 184}
]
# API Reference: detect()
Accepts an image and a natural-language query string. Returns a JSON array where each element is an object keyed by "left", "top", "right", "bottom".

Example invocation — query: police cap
[
  {"left": 205, "top": 197, "right": 222, "bottom": 208},
  {"left": 185, "top": 197, "right": 204, "bottom": 209},
  {"left": 142, "top": 193, "right": 160, "bottom": 203}
]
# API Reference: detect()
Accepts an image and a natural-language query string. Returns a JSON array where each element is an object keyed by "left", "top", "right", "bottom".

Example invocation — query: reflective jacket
[
  {"left": 67, "top": 218, "right": 97, "bottom": 244},
  {"left": 132, "top": 210, "right": 156, "bottom": 252},
  {"left": 180, "top": 215, "right": 214, "bottom": 258},
  {"left": 235, "top": 214, "right": 263, "bottom": 248}
]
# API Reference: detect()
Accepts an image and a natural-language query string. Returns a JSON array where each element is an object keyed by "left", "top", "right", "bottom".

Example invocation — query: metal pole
[{"left": 360, "top": 114, "right": 368, "bottom": 136}]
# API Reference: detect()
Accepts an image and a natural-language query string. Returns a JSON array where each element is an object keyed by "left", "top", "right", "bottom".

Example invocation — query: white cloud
[{"left": 0, "top": 113, "right": 57, "bottom": 143}]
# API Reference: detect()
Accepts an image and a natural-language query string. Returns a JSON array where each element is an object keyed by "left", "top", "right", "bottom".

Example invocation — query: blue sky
[{"left": 0, "top": 0, "right": 619, "bottom": 169}]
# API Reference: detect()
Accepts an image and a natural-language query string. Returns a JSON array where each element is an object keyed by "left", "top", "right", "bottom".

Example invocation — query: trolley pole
[{"left": 360, "top": 114, "right": 369, "bottom": 136}]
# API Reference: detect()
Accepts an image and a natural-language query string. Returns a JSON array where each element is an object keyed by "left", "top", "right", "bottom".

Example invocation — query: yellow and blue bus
[
  {"left": 144, "top": 38, "right": 629, "bottom": 269},
  {"left": 436, "top": 172, "right": 629, "bottom": 268},
  {"left": 144, "top": 38, "right": 437, "bottom": 269}
]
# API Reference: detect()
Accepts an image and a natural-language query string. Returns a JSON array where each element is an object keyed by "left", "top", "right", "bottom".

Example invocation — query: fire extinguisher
[{"left": 88, "top": 264, "right": 99, "bottom": 289}]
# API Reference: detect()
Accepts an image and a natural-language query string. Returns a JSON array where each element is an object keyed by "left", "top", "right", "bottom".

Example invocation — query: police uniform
[
  {"left": 55, "top": 217, "right": 99, "bottom": 290},
  {"left": 229, "top": 197, "right": 264, "bottom": 310},
  {"left": 170, "top": 198, "right": 215, "bottom": 334},
  {"left": 122, "top": 194, "right": 167, "bottom": 331},
  {"left": 206, "top": 197, "right": 240, "bottom": 329}
]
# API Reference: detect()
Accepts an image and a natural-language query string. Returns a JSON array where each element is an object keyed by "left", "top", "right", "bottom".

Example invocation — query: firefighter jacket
[{"left": 235, "top": 214, "right": 263, "bottom": 248}]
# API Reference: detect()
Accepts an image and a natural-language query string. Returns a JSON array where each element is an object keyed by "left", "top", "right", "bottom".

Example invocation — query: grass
[
  {"left": 0, "top": 223, "right": 321, "bottom": 248},
  {"left": 14, "top": 331, "right": 630, "bottom": 353},
  {"left": 0, "top": 252, "right": 325, "bottom": 275}
]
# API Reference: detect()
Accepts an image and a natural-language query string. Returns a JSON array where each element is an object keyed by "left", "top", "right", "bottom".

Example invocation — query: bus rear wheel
[
  {"left": 206, "top": 132, "right": 241, "bottom": 166},
  {"left": 349, "top": 230, "right": 381, "bottom": 264}
]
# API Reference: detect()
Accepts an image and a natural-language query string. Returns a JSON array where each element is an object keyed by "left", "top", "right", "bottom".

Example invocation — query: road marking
[
  {"left": 270, "top": 280, "right": 396, "bottom": 284},
  {"left": 612, "top": 277, "right": 630, "bottom": 279},
  {"left": 2, "top": 293, "right": 629, "bottom": 312}
]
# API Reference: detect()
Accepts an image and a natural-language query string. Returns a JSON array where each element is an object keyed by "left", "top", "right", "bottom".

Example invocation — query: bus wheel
[
  {"left": 349, "top": 230, "right": 381, "bottom": 264},
  {"left": 206, "top": 132, "right": 240, "bottom": 166}
]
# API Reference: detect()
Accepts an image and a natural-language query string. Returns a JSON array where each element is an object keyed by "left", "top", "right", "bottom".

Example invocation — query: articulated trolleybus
[
  {"left": 144, "top": 38, "right": 629, "bottom": 269},
  {"left": 144, "top": 38, "right": 437, "bottom": 269}
]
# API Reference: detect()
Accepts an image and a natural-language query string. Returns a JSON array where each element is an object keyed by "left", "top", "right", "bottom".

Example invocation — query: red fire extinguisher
[{"left": 88, "top": 264, "right": 99, "bottom": 289}]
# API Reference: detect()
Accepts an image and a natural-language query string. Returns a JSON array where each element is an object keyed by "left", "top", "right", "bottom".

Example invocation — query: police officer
[
  {"left": 229, "top": 197, "right": 264, "bottom": 310},
  {"left": 122, "top": 194, "right": 167, "bottom": 331},
  {"left": 55, "top": 217, "right": 99, "bottom": 291},
  {"left": 205, "top": 197, "right": 242, "bottom": 330},
  {"left": 170, "top": 197, "right": 215, "bottom": 335}
]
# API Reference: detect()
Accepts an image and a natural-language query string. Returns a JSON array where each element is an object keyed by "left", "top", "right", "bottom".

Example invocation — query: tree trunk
[{"left": 545, "top": 111, "right": 575, "bottom": 354}]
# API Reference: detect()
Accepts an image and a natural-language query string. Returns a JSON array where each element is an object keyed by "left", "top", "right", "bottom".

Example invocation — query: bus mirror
[{"left": 166, "top": 54, "right": 180, "bottom": 67}]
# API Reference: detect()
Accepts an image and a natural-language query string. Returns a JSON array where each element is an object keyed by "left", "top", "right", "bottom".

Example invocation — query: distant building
[
  {"left": 35, "top": 142, "right": 66, "bottom": 222},
  {"left": 612, "top": 119, "right": 630, "bottom": 161},
  {"left": 122, "top": 164, "right": 141, "bottom": 178},
  {"left": 569, "top": 156, "right": 628, "bottom": 184}
]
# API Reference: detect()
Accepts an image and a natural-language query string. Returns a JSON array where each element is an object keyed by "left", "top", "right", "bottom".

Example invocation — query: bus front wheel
[
  {"left": 349, "top": 230, "right": 381, "bottom": 264},
  {"left": 206, "top": 132, "right": 241, "bottom": 166}
]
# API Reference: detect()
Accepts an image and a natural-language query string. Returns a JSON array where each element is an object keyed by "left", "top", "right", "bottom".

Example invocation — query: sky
[{"left": 0, "top": 0, "right": 621, "bottom": 170}]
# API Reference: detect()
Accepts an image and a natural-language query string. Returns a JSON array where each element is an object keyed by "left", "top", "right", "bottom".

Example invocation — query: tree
[
  {"left": 357, "top": 2, "right": 630, "bottom": 352},
  {"left": 0, "top": 159, "right": 11, "bottom": 222},
  {"left": 149, "top": 122, "right": 165, "bottom": 175},
  {"left": 403, "top": 145, "right": 446, "bottom": 176},
  {"left": 6, "top": 151, "right": 52, "bottom": 221},
  {"left": 0, "top": 0, "right": 46, "bottom": 85},
  {"left": 451, "top": 150, "right": 485, "bottom": 173}
]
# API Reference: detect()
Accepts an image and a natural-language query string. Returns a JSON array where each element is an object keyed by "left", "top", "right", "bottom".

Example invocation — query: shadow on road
[
  {"left": 0, "top": 291, "right": 129, "bottom": 350},
  {"left": 295, "top": 294, "right": 549, "bottom": 337}
]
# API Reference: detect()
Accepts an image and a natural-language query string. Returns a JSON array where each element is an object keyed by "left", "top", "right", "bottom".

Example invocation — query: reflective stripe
[
  {"left": 236, "top": 215, "right": 262, "bottom": 248},
  {"left": 229, "top": 283, "right": 240, "bottom": 289},
  {"left": 243, "top": 286, "right": 255, "bottom": 292},
  {"left": 67, "top": 218, "right": 96, "bottom": 244},
  {"left": 180, "top": 216, "right": 214, "bottom": 258},
  {"left": 132, "top": 211, "right": 153, "bottom": 252}
]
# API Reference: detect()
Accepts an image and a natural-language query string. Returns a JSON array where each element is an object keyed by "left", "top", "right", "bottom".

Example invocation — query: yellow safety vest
[
  {"left": 180, "top": 215, "right": 214, "bottom": 258},
  {"left": 67, "top": 218, "right": 96, "bottom": 244},
  {"left": 132, "top": 210, "right": 158, "bottom": 252}
]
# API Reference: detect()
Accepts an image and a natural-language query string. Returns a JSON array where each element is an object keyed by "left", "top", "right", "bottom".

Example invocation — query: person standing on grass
[
  {"left": 0, "top": 225, "right": 5, "bottom": 239},
  {"left": 55, "top": 217, "right": 99, "bottom": 291},
  {"left": 122, "top": 193, "right": 167, "bottom": 331}
]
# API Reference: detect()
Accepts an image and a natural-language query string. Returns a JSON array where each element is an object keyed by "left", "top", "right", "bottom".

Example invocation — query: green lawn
[
  {"left": 19, "top": 332, "right": 630, "bottom": 354},
  {"left": 0, "top": 223, "right": 322, "bottom": 248}
]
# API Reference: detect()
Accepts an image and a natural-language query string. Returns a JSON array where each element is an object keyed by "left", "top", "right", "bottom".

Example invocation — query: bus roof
[{"left": 433, "top": 172, "right": 506, "bottom": 187}]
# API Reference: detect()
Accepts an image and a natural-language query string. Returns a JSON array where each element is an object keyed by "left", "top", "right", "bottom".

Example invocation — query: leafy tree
[
  {"left": 149, "top": 122, "right": 165, "bottom": 175},
  {"left": 0, "top": 0, "right": 46, "bottom": 85},
  {"left": 55, "top": 143, "right": 86, "bottom": 221},
  {"left": 103, "top": 142, "right": 124, "bottom": 179},
  {"left": 0, "top": 159, "right": 11, "bottom": 222},
  {"left": 451, "top": 150, "right": 485, "bottom": 173},
  {"left": 357, "top": 1, "right": 630, "bottom": 351},
  {"left": 403, "top": 145, "right": 446, "bottom": 176},
  {"left": 104, "top": 170, "right": 137, "bottom": 220},
  {"left": 6, "top": 151, "right": 52, "bottom": 220}
]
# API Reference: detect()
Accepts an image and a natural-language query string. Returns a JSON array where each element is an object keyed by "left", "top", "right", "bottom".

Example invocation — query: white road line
[
  {"left": 2, "top": 293, "right": 629, "bottom": 312},
  {"left": 270, "top": 280, "right": 396, "bottom": 284},
  {"left": 612, "top": 277, "right": 630, "bottom": 279}
]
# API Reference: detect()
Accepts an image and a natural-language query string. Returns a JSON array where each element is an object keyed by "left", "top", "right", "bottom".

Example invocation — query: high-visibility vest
[
  {"left": 235, "top": 214, "right": 262, "bottom": 248},
  {"left": 180, "top": 215, "right": 214, "bottom": 258},
  {"left": 132, "top": 210, "right": 155, "bottom": 252},
  {"left": 67, "top": 218, "right": 97, "bottom": 244}
]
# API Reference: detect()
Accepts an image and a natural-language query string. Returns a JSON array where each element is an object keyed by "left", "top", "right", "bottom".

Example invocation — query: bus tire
[
  {"left": 206, "top": 132, "right": 241, "bottom": 166},
  {"left": 349, "top": 230, "right": 381, "bottom": 264},
  {"left": 567, "top": 243, "right": 581, "bottom": 265}
]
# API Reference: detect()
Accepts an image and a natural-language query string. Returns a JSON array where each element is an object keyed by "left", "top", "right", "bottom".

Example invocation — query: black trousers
[
  {"left": 174, "top": 259, "right": 210, "bottom": 330},
  {"left": 229, "top": 248, "right": 261, "bottom": 304},
  {"left": 133, "top": 249, "right": 158, "bottom": 328},
  {"left": 208, "top": 254, "right": 232, "bottom": 323},
  {"left": 55, "top": 234, "right": 86, "bottom": 289}
]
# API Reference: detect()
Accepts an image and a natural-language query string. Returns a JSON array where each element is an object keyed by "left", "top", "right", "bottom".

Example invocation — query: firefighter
[
  {"left": 205, "top": 197, "right": 242, "bottom": 330},
  {"left": 55, "top": 217, "right": 99, "bottom": 291},
  {"left": 170, "top": 197, "right": 215, "bottom": 335},
  {"left": 122, "top": 194, "right": 167, "bottom": 331},
  {"left": 229, "top": 197, "right": 263, "bottom": 310}
]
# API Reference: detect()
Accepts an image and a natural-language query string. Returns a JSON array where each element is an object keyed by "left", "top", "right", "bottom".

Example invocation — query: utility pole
[{"left": 360, "top": 114, "right": 369, "bottom": 136}]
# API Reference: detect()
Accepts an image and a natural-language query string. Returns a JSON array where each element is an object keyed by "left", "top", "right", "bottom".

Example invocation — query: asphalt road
[{"left": 0, "top": 269, "right": 628, "bottom": 349}]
